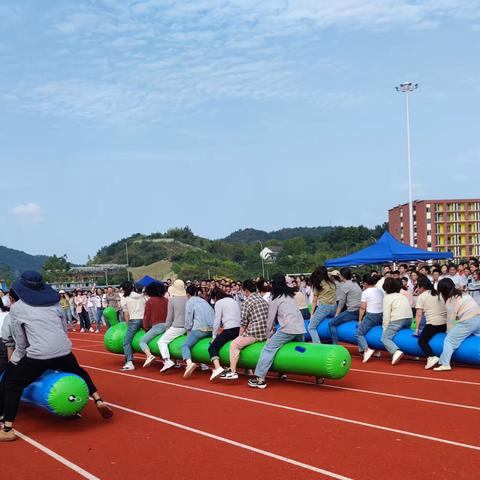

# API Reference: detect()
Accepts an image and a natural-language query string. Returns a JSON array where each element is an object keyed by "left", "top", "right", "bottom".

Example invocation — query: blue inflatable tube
[
  {"left": 305, "top": 319, "right": 480, "bottom": 366},
  {"left": 0, "top": 369, "right": 89, "bottom": 416}
]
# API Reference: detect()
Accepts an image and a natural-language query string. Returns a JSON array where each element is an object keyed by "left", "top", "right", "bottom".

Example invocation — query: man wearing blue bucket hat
[{"left": 0, "top": 271, "right": 113, "bottom": 442}]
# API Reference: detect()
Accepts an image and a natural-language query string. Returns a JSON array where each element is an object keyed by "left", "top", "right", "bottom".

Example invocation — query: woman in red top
[{"left": 140, "top": 282, "right": 168, "bottom": 368}]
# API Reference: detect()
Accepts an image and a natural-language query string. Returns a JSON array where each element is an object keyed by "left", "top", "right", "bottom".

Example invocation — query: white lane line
[
  {"left": 351, "top": 368, "right": 480, "bottom": 386},
  {"left": 283, "top": 378, "right": 480, "bottom": 411},
  {"left": 70, "top": 338, "right": 105, "bottom": 344},
  {"left": 16, "top": 431, "right": 100, "bottom": 480},
  {"left": 82, "top": 364, "right": 480, "bottom": 452},
  {"left": 72, "top": 345, "right": 480, "bottom": 386},
  {"left": 72, "top": 347, "right": 480, "bottom": 410},
  {"left": 103, "top": 400, "right": 352, "bottom": 480}
]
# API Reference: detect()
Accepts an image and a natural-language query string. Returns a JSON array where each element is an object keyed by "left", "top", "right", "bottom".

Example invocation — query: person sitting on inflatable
[
  {"left": 381, "top": 278, "right": 413, "bottom": 366},
  {"left": 0, "top": 271, "right": 113, "bottom": 442},
  {"left": 249, "top": 273, "right": 306, "bottom": 389},
  {"left": 433, "top": 278, "right": 480, "bottom": 371},
  {"left": 182, "top": 285, "right": 214, "bottom": 378},
  {"left": 413, "top": 276, "right": 447, "bottom": 370},
  {"left": 222, "top": 279, "right": 269, "bottom": 380}
]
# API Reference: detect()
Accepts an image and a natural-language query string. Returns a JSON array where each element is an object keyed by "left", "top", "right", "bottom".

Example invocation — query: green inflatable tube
[
  {"left": 104, "top": 323, "right": 351, "bottom": 379},
  {"left": 102, "top": 306, "right": 118, "bottom": 327}
]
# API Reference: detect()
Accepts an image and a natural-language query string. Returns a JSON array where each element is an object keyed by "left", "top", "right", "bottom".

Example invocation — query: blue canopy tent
[
  {"left": 325, "top": 232, "right": 453, "bottom": 267},
  {"left": 134, "top": 275, "right": 163, "bottom": 288}
]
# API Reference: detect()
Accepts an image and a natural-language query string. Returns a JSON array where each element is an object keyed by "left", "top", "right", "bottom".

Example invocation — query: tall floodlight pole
[
  {"left": 396, "top": 82, "right": 418, "bottom": 246},
  {"left": 126, "top": 242, "right": 130, "bottom": 281}
]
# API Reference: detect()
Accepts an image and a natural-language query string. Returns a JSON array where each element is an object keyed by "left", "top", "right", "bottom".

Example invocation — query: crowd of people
[{"left": 0, "top": 259, "right": 479, "bottom": 441}]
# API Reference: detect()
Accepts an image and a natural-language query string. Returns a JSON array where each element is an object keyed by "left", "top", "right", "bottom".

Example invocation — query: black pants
[
  {"left": 418, "top": 324, "right": 447, "bottom": 357},
  {"left": 0, "top": 353, "right": 97, "bottom": 423},
  {"left": 0, "top": 342, "right": 8, "bottom": 374},
  {"left": 208, "top": 327, "right": 240, "bottom": 360},
  {"left": 79, "top": 308, "right": 91, "bottom": 330}
]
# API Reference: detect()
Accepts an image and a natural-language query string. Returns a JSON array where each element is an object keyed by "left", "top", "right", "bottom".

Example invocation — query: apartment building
[{"left": 388, "top": 199, "right": 480, "bottom": 259}]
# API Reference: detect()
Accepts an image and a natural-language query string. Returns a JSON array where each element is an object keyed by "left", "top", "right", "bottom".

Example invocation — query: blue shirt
[{"left": 185, "top": 296, "right": 214, "bottom": 331}]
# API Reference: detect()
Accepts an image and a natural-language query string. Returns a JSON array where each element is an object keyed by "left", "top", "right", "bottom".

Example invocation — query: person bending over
[
  {"left": 182, "top": 285, "right": 214, "bottom": 378},
  {"left": 141, "top": 282, "right": 168, "bottom": 368},
  {"left": 249, "top": 273, "right": 306, "bottom": 389},
  {"left": 208, "top": 288, "right": 241, "bottom": 381},
  {"left": 0, "top": 271, "right": 112, "bottom": 442},
  {"left": 222, "top": 279, "right": 268, "bottom": 380}
]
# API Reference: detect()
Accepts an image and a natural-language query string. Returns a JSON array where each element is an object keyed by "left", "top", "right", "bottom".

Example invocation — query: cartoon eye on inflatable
[{"left": 68, "top": 395, "right": 77, "bottom": 402}]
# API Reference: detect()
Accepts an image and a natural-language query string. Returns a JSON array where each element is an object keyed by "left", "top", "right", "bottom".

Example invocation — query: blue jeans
[
  {"left": 329, "top": 310, "right": 359, "bottom": 344},
  {"left": 355, "top": 312, "right": 383, "bottom": 352},
  {"left": 254, "top": 330, "right": 304, "bottom": 379},
  {"left": 439, "top": 315, "right": 480, "bottom": 366},
  {"left": 182, "top": 330, "right": 211, "bottom": 360},
  {"left": 123, "top": 319, "right": 143, "bottom": 363},
  {"left": 308, "top": 304, "right": 336, "bottom": 344},
  {"left": 381, "top": 318, "right": 411, "bottom": 354},
  {"left": 96, "top": 307, "right": 105, "bottom": 329},
  {"left": 139, "top": 323, "right": 167, "bottom": 352}
]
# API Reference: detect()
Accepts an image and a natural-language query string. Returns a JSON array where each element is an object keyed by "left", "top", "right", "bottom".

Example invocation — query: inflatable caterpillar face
[{"left": 21, "top": 371, "right": 89, "bottom": 417}]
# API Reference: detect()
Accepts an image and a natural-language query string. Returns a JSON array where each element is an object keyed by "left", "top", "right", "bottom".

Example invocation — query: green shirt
[{"left": 315, "top": 281, "right": 336, "bottom": 306}]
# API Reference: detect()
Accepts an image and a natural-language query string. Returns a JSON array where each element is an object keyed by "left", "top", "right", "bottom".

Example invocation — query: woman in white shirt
[
  {"left": 413, "top": 276, "right": 447, "bottom": 369},
  {"left": 381, "top": 278, "right": 413, "bottom": 365},
  {"left": 355, "top": 274, "right": 384, "bottom": 363},
  {"left": 433, "top": 278, "right": 480, "bottom": 371}
]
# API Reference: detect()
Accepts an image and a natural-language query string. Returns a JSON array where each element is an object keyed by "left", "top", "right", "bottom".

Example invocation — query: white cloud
[
  {"left": 9, "top": 203, "right": 43, "bottom": 223},
  {"left": 4, "top": 0, "right": 480, "bottom": 123}
]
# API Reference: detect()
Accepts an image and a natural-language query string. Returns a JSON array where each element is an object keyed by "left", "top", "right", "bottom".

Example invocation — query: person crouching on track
[
  {"left": 433, "top": 278, "right": 480, "bottom": 372},
  {"left": 221, "top": 279, "right": 268, "bottom": 380},
  {"left": 0, "top": 271, "right": 113, "bottom": 442},
  {"left": 182, "top": 285, "right": 214, "bottom": 378},
  {"left": 381, "top": 278, "right": 413, "bottom": 366},
  {"left": 355, "top": 274, "right": 384, "bottom": 363},
  {"left": 413, "top": 276, "right": 447, "bottom": 370},
  {"left": 141, "top": 282, "right": 169, "bottom": 368},
  {"left": 158, "top": 280, "right": 187, "bottom": 373},
  {"left": 248, "top": 273, "right": 306, "bottom": 389},
  {"left": 208, "top": 288, "right": 241, "bottom": 381},
  {"left": 120, "top": 281, "right": 146, "bottom": 371}
]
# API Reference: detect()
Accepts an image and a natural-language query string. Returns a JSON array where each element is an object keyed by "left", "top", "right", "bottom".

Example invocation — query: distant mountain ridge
[
  {"left": 222, "top": 226, "right": 334, "bottom": 243},
  {"left": 0, "top": 245, "right": 49, "bottom": 278}
]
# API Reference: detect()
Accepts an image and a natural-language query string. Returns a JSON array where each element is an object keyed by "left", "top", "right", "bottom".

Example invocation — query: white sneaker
[
  {"left": 89, "top": 327, "right": 94, "bottom": 333},
  {"left": 80, "top": 328, "right": 85, "bottom": 333},
  {"left": 210, "top": 367, "right": 225, "bottom": 381},
  {"left": 391, "top": 350, "right": 404, "bottom": 365},
  {"left": 363, "top": 348, "right": 375, "bottom": 363},
  {"left": 425, "top": 356, "right": 439, "bottom": 370},
  {"left": 433, "top": 364, "right": 452, "bottom": 372},
  {"left": 160, "top": 359, "right": 175, "bottom": 373},
  {"left": 143, "top": 355, "right": 156, "bottom": 368},
  {"left": 220, "top": 369, "right": 238, "bottom": 380},
  {"left": 121, "top": 362, "right": 135, "bottom": 371},
  {"left": 184, "top": 362, "right": 198, "bottom": 378}
]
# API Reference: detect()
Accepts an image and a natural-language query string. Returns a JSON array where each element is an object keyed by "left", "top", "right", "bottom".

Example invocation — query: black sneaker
[{"left": 248, "top": 377, "right": 267, "bottom": 389}]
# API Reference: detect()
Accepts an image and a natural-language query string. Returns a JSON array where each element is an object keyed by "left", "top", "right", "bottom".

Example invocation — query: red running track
[{"left": 3, "top": 332, "right": 479, "bottom": 479}]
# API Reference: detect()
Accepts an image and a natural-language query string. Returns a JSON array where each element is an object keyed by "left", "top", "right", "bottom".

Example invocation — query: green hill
[
  {"left": 92, "top": 224, "right": 387, "bottom": 280},
  {"left": 0, "top": 245, "right": 49, "bottom": 279}
]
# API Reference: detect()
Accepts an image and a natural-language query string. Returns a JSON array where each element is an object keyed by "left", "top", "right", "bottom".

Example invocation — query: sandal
[{"left": 94, "top": 398, "right": 114, "bottom": 419}]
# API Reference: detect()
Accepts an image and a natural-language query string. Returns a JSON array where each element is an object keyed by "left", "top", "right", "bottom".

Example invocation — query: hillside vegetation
[
  {"left": 0, "top": 246, "right": 49, "bottom": 280},
  {"left": 92, "top": 224, "right": 387, "bottom": 280}
]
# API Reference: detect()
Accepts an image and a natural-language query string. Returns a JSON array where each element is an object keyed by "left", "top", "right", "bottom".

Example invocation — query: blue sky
[{"left": 1, "top": 0, "right": 479, "bottom": 263}]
